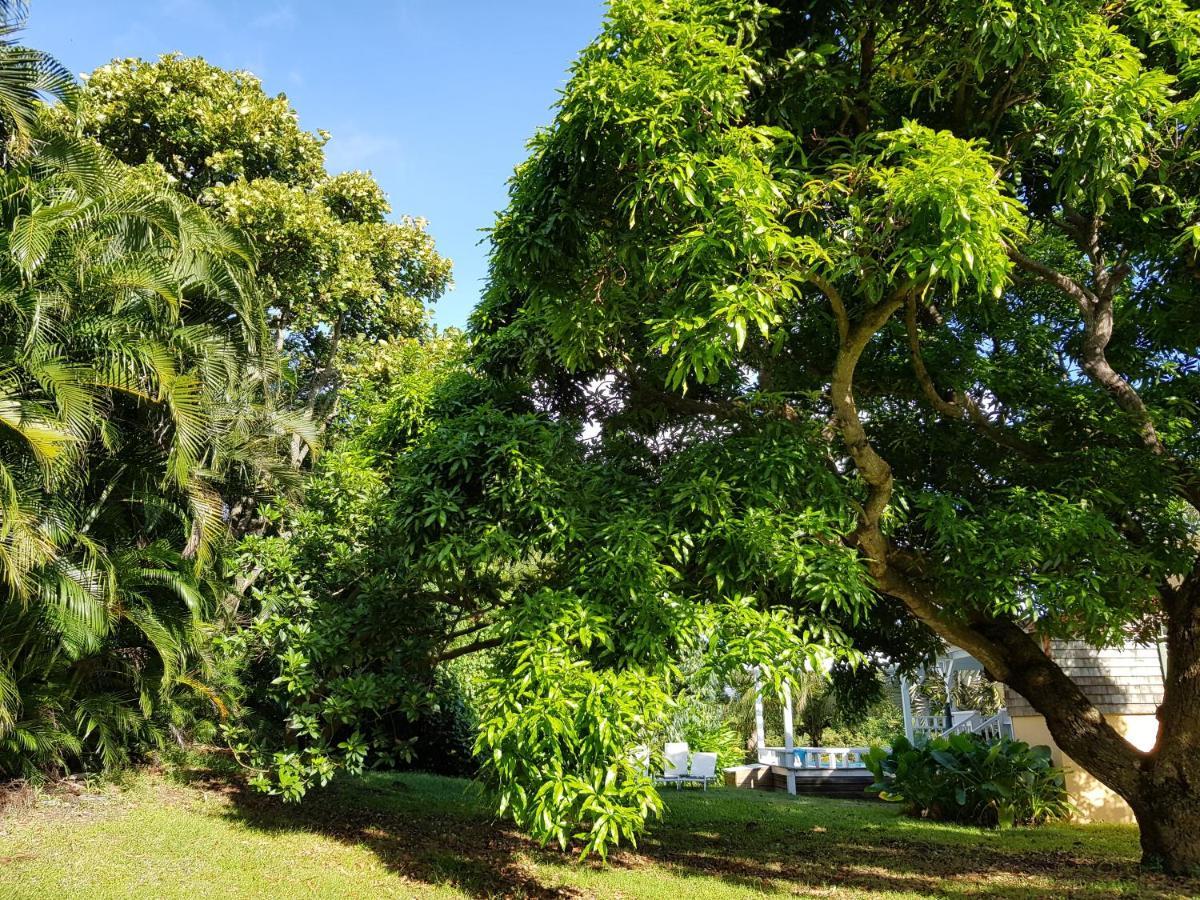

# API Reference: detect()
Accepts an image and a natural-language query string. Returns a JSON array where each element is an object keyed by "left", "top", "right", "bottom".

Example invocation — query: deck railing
[
  {"left": 931, "top": 710, "right": 1012, "bottom": 742},
  {"left": 911, "top": 713, "right": 951, "bottom": 741},
  {"left": 757, "top": 746, "right": 871, "bottom": 769},
  {"left": 754, "top": 710, "right": 1014, "bottom": 778},
  {"left": 973, "top": 710, "right": 1012, "bottom": 741},
  {"left": 940, "top": 712, "right": 982, "bottom": 736}
]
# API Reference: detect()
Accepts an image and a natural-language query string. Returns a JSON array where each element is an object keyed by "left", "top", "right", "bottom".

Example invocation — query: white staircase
[{"left": 914, "top": 708, "right": 1012, "bottom": 743}]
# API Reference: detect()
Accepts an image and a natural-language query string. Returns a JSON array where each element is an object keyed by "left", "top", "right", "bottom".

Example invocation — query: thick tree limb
[
  {"left": 808, "top": 272, "right": 849, "bottom": 343},
  {"left": 442, "top": 616, "right": 497, "bottom": 644},
  {"left": 1009, "top": 243, "right": 1200, "bottom": 511},
  {"left": 820, "top": 277, "right": 1148, "bottom": 807},
  {"left": 433, "top": 635, "right": 503, "bottom": 663},
  {"left": 830, "top": 290, "right": 913, "bottom": 550},
  {"left": 973, "top": 617, "right": 1149, "bottom": 799},
  {"left": 903, "top": 296, "right": 1052, "bottom": 461},
  {"left": 1156, "top": 558, "right": 1200, "bottom": 765},
  {"left": 1006, "top": 247, "right": 1096, "bottom": 313}
]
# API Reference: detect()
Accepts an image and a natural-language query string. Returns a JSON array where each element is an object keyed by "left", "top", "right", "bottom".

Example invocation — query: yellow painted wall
[{"left": 1010, "top": 714, "right": 1159, "bottom": 824}]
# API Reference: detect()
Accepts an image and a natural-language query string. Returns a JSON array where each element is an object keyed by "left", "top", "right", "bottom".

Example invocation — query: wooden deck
[
  {"left": 770, "top": 766, "right": 875, "bottom": 798},
  {"left": 724, "top": 763, "right": 877, "bottom": 799}
]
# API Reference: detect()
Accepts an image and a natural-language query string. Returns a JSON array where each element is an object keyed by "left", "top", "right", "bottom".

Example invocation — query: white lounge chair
[
  {"left": 686, "top": 752, "right": 718, "bottom": 791},
  {"left": 658, "top": 741, "right": 689, "bottom": 786}
]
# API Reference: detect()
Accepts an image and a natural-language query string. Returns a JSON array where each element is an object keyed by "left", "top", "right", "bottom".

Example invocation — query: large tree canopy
[
  {"left": 69, "top": 53, "right": 327, "bottom": 192},
  {"left": 466, "top": 0, "right": 1200, "bottom": 873},
  {"left": 58, "top": 54, "right": 452, "bottom": 435},
  {"left": 225, "top": 323, "right": 920, "bottom": 856},
  {"left": 11, "top": 0, "right": 1195, "bottom": 876}
]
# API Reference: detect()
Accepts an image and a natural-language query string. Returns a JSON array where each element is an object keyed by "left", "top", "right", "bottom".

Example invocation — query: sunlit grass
[{"left": 1, "top": 758, "right": 1193, "bottom": 899}]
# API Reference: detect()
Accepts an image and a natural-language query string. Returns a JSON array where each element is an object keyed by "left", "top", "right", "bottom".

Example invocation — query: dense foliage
[
  {"left": 57, "top": 52, "right": 453, "bottom": 780},
  {"left": 0, "top": 94, "right": 303, "bottom": 774},
  {"left": 7, "top": 0, "right": 1200, "bottom": 876},
  {"left": 465, "top": 0, "right": 1200, "bottom": 872},
  {"left": 59, "top": 54, "right": 452, "bottom": 434},
  {"left": 218, "top": 335, "right": 474, "bottom": 799},
  {"left": 865, "top": 735, "right": 1072, "bottom": 828},
  {"left": 0, "top": 32, "right": 451, "bottom": 782},
  {"left": 214, "top": 324, "right": 888, "bottom": 854}
]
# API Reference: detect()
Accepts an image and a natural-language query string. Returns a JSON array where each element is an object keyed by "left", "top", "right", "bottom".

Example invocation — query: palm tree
[
  {"left": 0, "top": 41, "right": 312, "bottom": 775},
  {"left": 0, "top": 16, "right": 73, "bottom": 165},
  {"left": 723, "top": 668, "right": 838, "bottom": 749}
]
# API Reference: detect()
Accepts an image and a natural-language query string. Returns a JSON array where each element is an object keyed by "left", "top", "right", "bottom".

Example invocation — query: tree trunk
[
  {"left": 976, "top": 615, "right": 1200, "bottom": 875},
  {"left": 821, "top": 260, "right": 1200, "bottom": 873},
  {"left": 1137, "top": 585, "right": 1200, "bottom": 875},
  {"left": 881, "top": 602, "right": 1193, "bottom": 870},
  {"left": 1003, "top": 651, "right": 1200, "bottom": 874},
  {"left": 1132, "top": 773, "right": 1200, "bottom": 875}
]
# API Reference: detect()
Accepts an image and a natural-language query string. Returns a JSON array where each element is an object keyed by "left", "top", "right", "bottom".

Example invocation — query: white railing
[
  {"left": 755, "top": 710, "right": 1013, "bottom": 775},
  {"left": 917, "top": 709, "right": 1013, "bottom": 743},
  {"left": 795, "top": 747, "right": 870, "bottom": 769},
  {"left": 757, "top": 746, "right": 871, "bottom": 770},
  {"left": 941, "top": 712, "right": 982, "bottom": 736},
  {"left": 974, "top": 710, "right": 1012, "bottom": 742},
  {"left": 757, "top": 746, "right": 786, "bottom": 767},
  {"left": 911, "top": 713, "right": 951, "bottom": 741}
]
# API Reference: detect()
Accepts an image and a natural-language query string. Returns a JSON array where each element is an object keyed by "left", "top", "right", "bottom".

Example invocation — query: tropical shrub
[
  {"left": 0, "top": 27, "right": 459, "bottom": 782},
  {"left": 821, "top": 692, "right": 904, "bottom": 749},
  {"left": 408, "top": 663, "right": 483, "bottom": 778},
  {"left": 796, "top": 688, "right": 839, "bottom": 748},
  {"left": 864, "top": 734, "right": 1071, "bottom": 828},
  {"left": 36, "top": 51, "right": 452, "bottom": 789},
  {"left": 0, "top": 117, "right": 304, "bottom": 777},
  {"left": 476, "top": 650, "right": 671, "bottom": 859},
  {"left": 666, "top": 694, "right": 747, "bottom": 772},
  {"left": 216, "top": 335, "right": 471, "bottom": 800}
]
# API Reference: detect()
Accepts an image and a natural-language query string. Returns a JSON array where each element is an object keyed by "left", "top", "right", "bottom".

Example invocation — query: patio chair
[
  {"left": 659, "top": 741, "right": 689, "bottom": 786},
  {"left": 687, "top": 752, "right": 718, "bottom": 791}
]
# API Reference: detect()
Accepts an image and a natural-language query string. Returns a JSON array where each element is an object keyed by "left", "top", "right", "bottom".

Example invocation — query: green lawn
[{"left": 2, "top": 759, "right": 1196, "bottom": 899}]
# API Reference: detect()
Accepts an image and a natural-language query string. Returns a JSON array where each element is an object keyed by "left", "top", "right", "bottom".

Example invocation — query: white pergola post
[
  {"left": 752, "top": 666, "right": 765, "bottom": 756},
  {"left": 943, "top": 657, "right": 957, "bottom": 719},
  {"left": 899, "top": 672, "right": 915, "bottom": 742},
  {"left": 781, "top": 680, "right": 796, "bottom": 795}
]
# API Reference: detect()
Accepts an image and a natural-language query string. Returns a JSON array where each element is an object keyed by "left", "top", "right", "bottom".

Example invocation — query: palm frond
[{"left": 0, "top": 64, "right": 303, "bottom": 779}]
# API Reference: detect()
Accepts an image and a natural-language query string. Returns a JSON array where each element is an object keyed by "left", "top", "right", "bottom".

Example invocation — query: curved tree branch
[
  {"left": 1009, "top": 243, "right": 1200, "bottom": 511},
  {"left": 904, "top": 296, "right": 1053, "bottom": 462},
  {"left": 1006, "top": 246, "right": 1096, "bottom": 313},
  {"left": 821, "top": 278, "right": 1147, "bottom": 803}
]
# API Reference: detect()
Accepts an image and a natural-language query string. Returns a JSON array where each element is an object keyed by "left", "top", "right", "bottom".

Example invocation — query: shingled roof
[{"left": 1004, "top": 640, "right": 1165, "bottom": 717}]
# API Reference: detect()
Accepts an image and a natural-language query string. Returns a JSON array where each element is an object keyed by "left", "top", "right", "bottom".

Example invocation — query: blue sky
[{"left": 24, "top": 1, "right": 607, "bottom": 328}]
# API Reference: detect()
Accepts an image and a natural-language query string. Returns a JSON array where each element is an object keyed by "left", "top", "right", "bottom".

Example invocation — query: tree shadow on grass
[
  {"left": 608, "top": 795, "right": 1200, "bottom": 900},
  {"left": 611, "top": 834, "right": 1186, "bottom": 899},
  {"left": 170, "top": 761, "right": 582, "bottom": 898},
  {"left": 170, "top": 762, "right": 1200, "bottom": 900}
]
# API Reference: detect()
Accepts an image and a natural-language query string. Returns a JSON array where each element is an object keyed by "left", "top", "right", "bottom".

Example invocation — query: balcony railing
[{"left": 757, "top": 746, "right": 871, "bottom": 769}]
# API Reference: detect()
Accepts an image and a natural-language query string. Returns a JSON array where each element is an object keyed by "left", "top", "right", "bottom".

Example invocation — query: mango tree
[{"left": 475, "top": 0, "right": 1200, "bottom": 872}]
